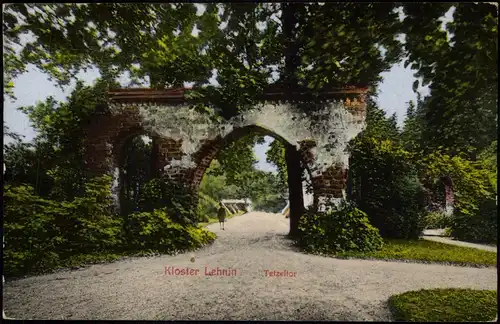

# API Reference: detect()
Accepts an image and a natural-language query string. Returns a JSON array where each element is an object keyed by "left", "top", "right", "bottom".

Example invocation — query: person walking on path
[{"left": 217, "top": 202, "right": 227, "bottom": 230}]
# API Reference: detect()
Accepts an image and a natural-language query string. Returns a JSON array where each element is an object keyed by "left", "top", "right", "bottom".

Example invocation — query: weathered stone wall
[{"left": 84, "top": 88, "right": 368, "bottom": 213}]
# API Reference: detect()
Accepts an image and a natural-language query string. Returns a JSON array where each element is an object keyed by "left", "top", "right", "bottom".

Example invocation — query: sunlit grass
[{"left": 389, "top": 288, "right": 497, "bottom": 322}]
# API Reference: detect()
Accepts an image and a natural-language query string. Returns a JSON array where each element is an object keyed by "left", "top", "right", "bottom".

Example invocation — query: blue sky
[{"left": 5, "top": 4, "right": 453, "bottom": 173}]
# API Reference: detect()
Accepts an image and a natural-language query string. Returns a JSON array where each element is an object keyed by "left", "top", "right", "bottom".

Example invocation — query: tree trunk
[
  {"left": 282, "top": 3, "right": 300, "bottom": 88},
  {"left": 286, "top": 144, "right": 304, "bottom": 238},
  {"left": 281, "top": 3, "right": 304, "bottom": 238}
]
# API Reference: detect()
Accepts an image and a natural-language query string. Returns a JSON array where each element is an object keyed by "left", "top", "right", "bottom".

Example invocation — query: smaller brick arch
[
  {"left": 423, "top": 175, "right": 455, "bottom": 215},
  {"left": 440, "top": 176, "right": 454, "bottom": 216}
]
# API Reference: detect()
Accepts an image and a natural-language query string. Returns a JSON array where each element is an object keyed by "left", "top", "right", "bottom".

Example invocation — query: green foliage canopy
[{"left": 402, "top": 3, "right": 498, "bottom": 154}]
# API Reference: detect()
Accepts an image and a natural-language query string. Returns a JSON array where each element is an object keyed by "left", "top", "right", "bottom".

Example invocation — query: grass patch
[
  {"left": 198, "top": 210, "right": 246, "bottom": 227},
  {"left": 336, "top": 239, "right": 497, "bottom": 267},
  {"left": 388, "top": 288, "right": 497, "bottom": 322}
]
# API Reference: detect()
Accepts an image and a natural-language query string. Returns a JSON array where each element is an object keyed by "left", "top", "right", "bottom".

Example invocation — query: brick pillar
[
  {"left": 83, "top": 113, "right": 121, "bottom": 214},
  {"left": 156, "top": 138, "right": 184, "bottom": 173},
  {"left": 155, "top": 138, "right": 199, "bottom": 224},
  {"left": 84, "top": 138, "right": 121, "bottom": 215},
  {"left": 298, "top": 140, "right": 347, "bottom": 212},
  {"left": 311, "top": 165, "right": 348, "bottom": 212}
]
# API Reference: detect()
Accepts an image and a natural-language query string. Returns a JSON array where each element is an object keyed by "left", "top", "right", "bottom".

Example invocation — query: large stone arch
[
  {"left": 83, "top": 86, "right": 369, "bottom": 223},
  {"left": 189, "top": 124, "right": 311, "bottom": 188},
  {"left": 188, "top": 123, "right": 315, "bottom": 231}
]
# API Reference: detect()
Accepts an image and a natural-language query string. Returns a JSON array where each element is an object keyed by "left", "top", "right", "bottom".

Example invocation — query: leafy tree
[
  {"left": 266, "top": 138, "right": 288, "bottom": 188},
  {"left": 402, "top": 3, "right": 498, "bottom": 155},
  {"left": 3, "top": 139, "right": 55, "bottom": 197},
  {"left": 5, "top": 4, "right": 496, "bottom": 144},
  {"left": 199, "top": 159, "right": 240, "bottom": 202},
  {"left": 401, "top": 95, "right": 426, "bottom": 152},
  {"left": 3, "top": 123, "right": 24, "bottom": 142},
  {"left": 295, "top": 3, "right": 403, "bottom": 90},
  {"left": 350, "top": 136, "right": 427, "bottom": 239},
  {"left": 2, "top": 3, "right": 272, "bottom": 117},
  {"left": 209, "top": 133, "right": 265, "bottom": 185},
  {"left": 349, "top": 96, "right": 429, "bottom": 239},
  {"left": 4, "top": 3, "right": 404, "bottom": 108},
  {"left": 13, "top": 79, "right": 118, "bottom": 200},
  {"left": 355, "top": 95, "right": 401, "bottom": 142},
  {"left": 477, "top": 140, "right": 497, "bottom": 190},
  {"left": 3, "top": 4, "right": 214, "bottom": 88},
  {"left": 242, "top": 170, "right": 287, "bottom": 212}
]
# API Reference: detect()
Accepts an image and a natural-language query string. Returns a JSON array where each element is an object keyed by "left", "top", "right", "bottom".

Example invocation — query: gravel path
[
  {"left": 3, "top": 212, "right": 497, "bottom": 321},
  {"left": 422, "top": 235, "right": 497, "bottom": 252}
]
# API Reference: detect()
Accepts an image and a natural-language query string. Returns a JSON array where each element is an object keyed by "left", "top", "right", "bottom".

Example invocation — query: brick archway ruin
[
  {"left": 83, "top": 85, "right": 369, "bottom": 232},
  {"left": 440, "top": 176, "right": 454, "bottom": 216}
]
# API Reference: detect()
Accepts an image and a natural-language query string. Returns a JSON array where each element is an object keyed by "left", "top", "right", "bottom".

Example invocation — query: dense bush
[
  {"left": 350, "top": 137, "right": 427, "bottom": 239},
  {"left": 424, "top": 211, "right": 452, "bottom": 229},
  {"left": 387, "top": 173, "right": 428, "bottom": 238},
  {"left": 4, "top": 174, "right": 218, "bottom": 277},
  {"left": 450, "top": 198, "right": 497, "bottom": 243},
  {"left": 295, "top": 200, "right": 384, "bottom": 254},
  {"left": 443, "top": 227, "right": 453, "bottom": 237},
  {"left": 3, "top": 175, "right": 122, "bottom": 277},
  {"left": 4, "top": 184, "right": 65, "bottom": 276},
  {"left": 127, "top": 208, "right": 216, "bottom": 253},
  {"left": 61, "top": 176, "right": 123, "bottom": 255},
  {"left": 138, "top": 177, "right": 197, "bottom": 225},
  {"left": 197, "top": 192, "right": 219, "bottom": 222}
]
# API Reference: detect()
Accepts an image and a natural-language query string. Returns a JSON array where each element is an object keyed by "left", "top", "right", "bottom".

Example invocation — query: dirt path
[
  {"left": 3, "top": 212, "right": 497, "bottom": 320},
  {"left": 421, "top": 229, "right": 497, "bottom": 252},
  {"left": 422, "top": 235, "right": 497, "bottom": 252}
]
